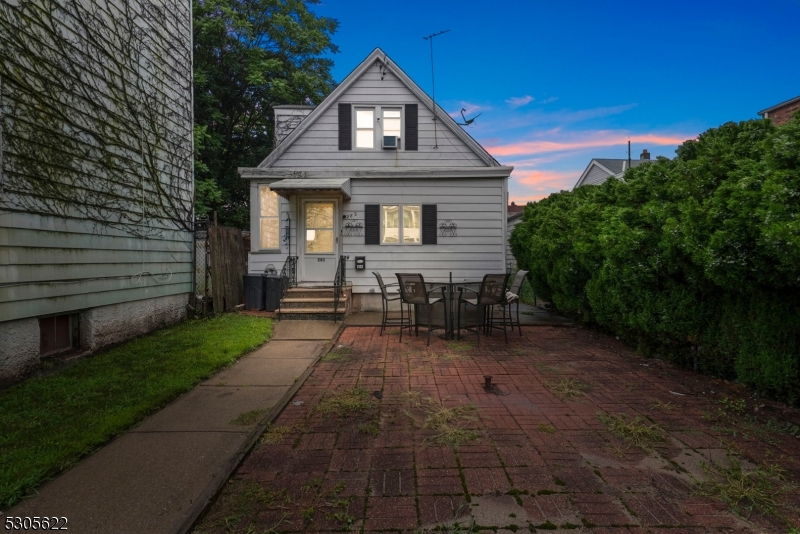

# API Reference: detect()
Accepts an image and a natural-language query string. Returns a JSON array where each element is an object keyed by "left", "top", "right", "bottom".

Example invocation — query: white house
[
  {"left": 240, "top": 48, "right": 513, "bottom": 312},
  {"left": 572, "top": 149, "right": 652, "bottom": 189}
]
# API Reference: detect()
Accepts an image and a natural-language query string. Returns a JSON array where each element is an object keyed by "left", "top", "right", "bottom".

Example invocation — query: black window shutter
[
  {"left": 338, "top": 103, "right": 352, "bottom": 150},
  {"left": 422, "top": 204, "right": 437, "bottom": 245},
  {"left": 365, "top": 205, "right": 380, "bottom": 244},
  {"left": 405, "top": 104, "right": 418, "bottom": 151}
]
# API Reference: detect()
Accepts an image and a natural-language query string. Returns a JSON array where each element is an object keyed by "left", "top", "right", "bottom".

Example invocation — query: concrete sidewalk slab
[
  {"left": 271, "top": 320, "right": 340, "bottom": 340},
  {"left": 133, "top": 385, "right": 286, "bottom": 433},
  {"left": 10, "top": 431, "right": 244, "bottom": 534},
  {"left": 202, "top": 357, "right": 314, "bottom": 387},
  {"left": 247, "top": 340, "right": 327, "bottom": 359}
]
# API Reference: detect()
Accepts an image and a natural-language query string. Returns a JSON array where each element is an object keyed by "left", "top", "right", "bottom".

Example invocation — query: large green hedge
[{"left": 511, "top": 116, "right": 800, "bottom": 404}]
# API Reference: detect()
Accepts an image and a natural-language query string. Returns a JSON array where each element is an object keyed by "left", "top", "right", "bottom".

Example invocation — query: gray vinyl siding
[
  {"left": 582, "top": 164, "right": 613, "bottom": 186},
  {"left": 248, "top": 178, "right": 506, "bottom": 290},
  {"left": 273, "top": 68, "right": 486, "bottom": 169},
  {"left": 0, "top": 0, "right": 193, "bottom": 323}
]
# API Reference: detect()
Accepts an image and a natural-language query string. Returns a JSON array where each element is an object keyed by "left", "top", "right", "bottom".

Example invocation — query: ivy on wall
[{"left": 0, "top": 0, "right": 193, "bottom": 237}]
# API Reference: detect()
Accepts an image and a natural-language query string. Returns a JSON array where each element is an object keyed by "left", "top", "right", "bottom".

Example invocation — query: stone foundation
[
  {"left": 0, "top": 293, "right": 189, "bottom": 386},
  {"left": 79, "top": 293, "right": 189, "bottom": 351},
  {"left": 0, "top": 317, "right": 40, "bottom": 386}
]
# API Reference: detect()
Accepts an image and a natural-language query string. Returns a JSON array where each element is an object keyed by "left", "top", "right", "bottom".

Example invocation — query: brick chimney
[{"left": 640, "top": 149, "right": 650, "bottom": 160}]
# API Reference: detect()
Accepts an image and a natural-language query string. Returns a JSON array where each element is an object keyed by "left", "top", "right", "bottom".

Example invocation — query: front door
[{"left": 302, "top": 200, "right": 338, "bottom": 282}]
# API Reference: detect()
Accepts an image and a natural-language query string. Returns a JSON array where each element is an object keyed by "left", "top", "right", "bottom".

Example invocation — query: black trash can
[
  {"left": 244, "top": 274, "right": 266, "bottom": 311},
  {"left": 264, "top": 274, "right": 283, "bottom": 312}
]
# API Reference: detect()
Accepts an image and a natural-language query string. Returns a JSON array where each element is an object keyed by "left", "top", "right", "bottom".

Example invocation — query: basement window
[{"left": 39, "top": 313, "right": 79, "bottom": 356}]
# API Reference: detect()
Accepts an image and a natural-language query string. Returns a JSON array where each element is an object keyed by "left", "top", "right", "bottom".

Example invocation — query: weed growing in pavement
[
  {"left": 445, "top": 340, "right": 476, "bottom": 352},
  {"left": 696, "top": 458, "right": 793, "bottom": 523},
  {"left": 533, "top": 361, "right": 558, "bottom": 374},
  {"left": 403, "top": 391, "right": 480, "bottom": 449},
  {"left": 429, "top": 351, "right": 469, "bottom": 361},
  {"left": 358, "top": 419, "right": 381, "bottom": 436},
  {"left": 322, "top": 345, "right": 355, "bottom": 362},
  {"left": 538, "top": 424, "right": 557, "bottom": 434},
  {"left": 650, "top": 399, "right": 677, "bottom": 411},
  {"left": 547, "top": 377, "right": 588, "bottom": 399},
  {"left": 259, "top": 423, "right": 297, "bottom": 445},
  {"left": 230, "top": 409, "right": 267, "bottom": 426},
  {"left": 315, "top": 387, "right": 375, "bottom": 418},
  {"left": 599, "top": 413, "right": 664, "bottom": 451},
  {"left": 192, "top": 479, "right": 287, "bottom": 533}
]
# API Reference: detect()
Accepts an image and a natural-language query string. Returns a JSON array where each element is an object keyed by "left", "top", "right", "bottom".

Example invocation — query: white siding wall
[
  {"left": 273, "top": 69, "right": 485, "bottom": 168},
  {"left": 247, "top": 178, "right": 507, "bottom": 292},
  {"left": 347, "top": 178, "right": 504, "bottom": 292}
]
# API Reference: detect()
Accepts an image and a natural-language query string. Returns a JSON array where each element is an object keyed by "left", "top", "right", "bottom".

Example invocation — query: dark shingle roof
[{"left": 594, "top": 158, "right": 651, "bottom": 175}]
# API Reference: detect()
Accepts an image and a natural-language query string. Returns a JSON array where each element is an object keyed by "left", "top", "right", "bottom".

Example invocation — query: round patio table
[{"left": 422, "top": 275, "right": 484, "bottom": 339}]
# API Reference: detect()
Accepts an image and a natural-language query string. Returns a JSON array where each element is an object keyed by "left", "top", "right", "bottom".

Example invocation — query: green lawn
[{"left": 0, "top": 313, "right": 272, "bottom": 508}]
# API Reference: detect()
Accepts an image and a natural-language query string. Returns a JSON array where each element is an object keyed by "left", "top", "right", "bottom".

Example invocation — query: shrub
[{"left": 510, "top": 116, "right": 800, "bottom": 404}]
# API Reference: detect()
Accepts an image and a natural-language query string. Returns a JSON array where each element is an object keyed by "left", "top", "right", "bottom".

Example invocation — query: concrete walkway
[{"left": 8, "top": 320, "right": 343, "bottom": 534}]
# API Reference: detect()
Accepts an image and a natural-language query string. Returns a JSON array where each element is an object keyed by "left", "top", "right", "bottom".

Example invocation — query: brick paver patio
[{"left": 194, "top": 326, "right": 800, "bottom": 533}]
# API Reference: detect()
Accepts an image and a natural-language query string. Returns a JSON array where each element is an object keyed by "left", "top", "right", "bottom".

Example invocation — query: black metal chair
[
  {"left": 395, "top": 273, "right": 447, "bottom": 346},
  {"left": 498, "top": 270, "right": 528, "bottom": 336},
  {"left": 373, "top": 272, "right": 411, "bottom": 336},
  {"left": 457, "top": 273, "right": 511, "bottom": 346}
]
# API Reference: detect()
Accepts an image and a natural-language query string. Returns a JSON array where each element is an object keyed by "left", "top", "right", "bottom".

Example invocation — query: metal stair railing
[
  {"left": 277, "top": 256, "right": 297, "bottom": 320},
  {"left": 333, "top": 255, "right": 346, "bottom": 322}
]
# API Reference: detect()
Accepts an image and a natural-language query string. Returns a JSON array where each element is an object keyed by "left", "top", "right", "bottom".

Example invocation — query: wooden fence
[{"left": 208, "top": 225, "right": 246, "bottom": 313}]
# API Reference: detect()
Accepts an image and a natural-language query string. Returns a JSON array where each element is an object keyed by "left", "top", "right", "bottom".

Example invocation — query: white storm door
[{"left": 302, "top": 200, "right": 337, "bottom": 281}]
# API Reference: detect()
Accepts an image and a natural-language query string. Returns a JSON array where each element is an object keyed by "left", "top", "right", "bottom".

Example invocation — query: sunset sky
[{"left": 313, "top": 0, "right": 800, "bottom": 203}]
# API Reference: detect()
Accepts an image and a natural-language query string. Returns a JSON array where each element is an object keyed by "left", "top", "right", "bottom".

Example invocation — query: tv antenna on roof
[{"left": 423, "top": 29, "right": 450, "bottom": 149}]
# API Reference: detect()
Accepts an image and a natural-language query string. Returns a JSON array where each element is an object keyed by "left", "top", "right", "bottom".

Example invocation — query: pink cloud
[
  {"left": 509, "top": 169, "right": 583, "bottom": 204},
  {"left": 487, "top": 131, "right": 693, "bottom": 158}
]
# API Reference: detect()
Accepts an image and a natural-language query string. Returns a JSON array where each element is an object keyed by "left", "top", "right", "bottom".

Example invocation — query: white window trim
[
  {"left": 353, "top": 105, "right": 404, "bottom": 151},
  {"left": 380, "top": 203, "right": 421, "bottom": 246},
  {"left": 258, "top": 185, "right": 281, "bottom": 251}
]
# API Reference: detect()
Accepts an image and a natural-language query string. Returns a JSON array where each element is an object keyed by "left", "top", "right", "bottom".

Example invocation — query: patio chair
[
  {"left": 395, "top": 273, "right": 447, "bottom": 346},
  {"left": 457, "top": 273, "right": 511, "bottom": 346},
  {"left": 498, "top": 270, "right": 528, "bottom": 336},
  {"left": 373, "top": 272, "right": 411, "bottom": 336}
]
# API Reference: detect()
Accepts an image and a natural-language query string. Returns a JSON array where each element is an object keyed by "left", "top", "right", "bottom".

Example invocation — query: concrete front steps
[{"left": 278, "top": 287, "right": 350, "bottom": 321}]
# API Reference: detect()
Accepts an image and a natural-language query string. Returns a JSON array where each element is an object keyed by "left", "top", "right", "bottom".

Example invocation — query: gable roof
[
  {"left": 573, "top": 158, "right": 651, "bottom": 189},
  {"left": 258, "top": 47, "right": 501, "bottom": 169}
]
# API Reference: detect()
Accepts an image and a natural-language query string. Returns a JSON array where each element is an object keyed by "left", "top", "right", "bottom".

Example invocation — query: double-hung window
[
  {"left": 381, "top": 204, "right": 420, "bottom": 244},
  {"left": 355, "top": 108, "right": 374, "bottom": 148},
  {"left": 259, "top": 186, "right": 280, "bottom": 250}
]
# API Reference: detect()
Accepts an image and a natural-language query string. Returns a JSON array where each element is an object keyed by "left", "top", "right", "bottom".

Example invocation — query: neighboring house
[
  {"left": 758, "top": 95, "right": 800, "bottom": 126},
  {"left": 572, "top": 149, "right": 652, "bottom": 189},
  {"left": 240, "top": 48, "right": 513, "bottom": 312},
  {"left": 506, "top": 203, "right": 525, "bottom": 271},
  {"left": 0, "top": 0, "right": 194, "bottom": 384}
]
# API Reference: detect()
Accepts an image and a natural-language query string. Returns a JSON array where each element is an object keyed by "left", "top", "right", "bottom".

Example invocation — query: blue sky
[{"left": 312, "top": 0, "right": 800, "bottom": 203}]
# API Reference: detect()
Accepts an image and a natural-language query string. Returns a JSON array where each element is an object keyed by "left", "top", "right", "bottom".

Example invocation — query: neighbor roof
[
  {"left": 257, "top": 47, "right": 502, "bottom": 169},
  {"left": 572, "top": 158, "right": 651, "bottom": 189},
  {"left": 758, "top": 95, "right": 800, "bottom": 116}
]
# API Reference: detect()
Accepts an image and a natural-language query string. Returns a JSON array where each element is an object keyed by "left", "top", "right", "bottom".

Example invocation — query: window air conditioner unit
[{"left": 382, "top": 135, "right": 399, "bottom": 149}]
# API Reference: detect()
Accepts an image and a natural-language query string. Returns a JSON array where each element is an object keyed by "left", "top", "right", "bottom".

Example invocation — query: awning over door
[{"left": 268, "top": 177, "right": 351, "bottom": 200}]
